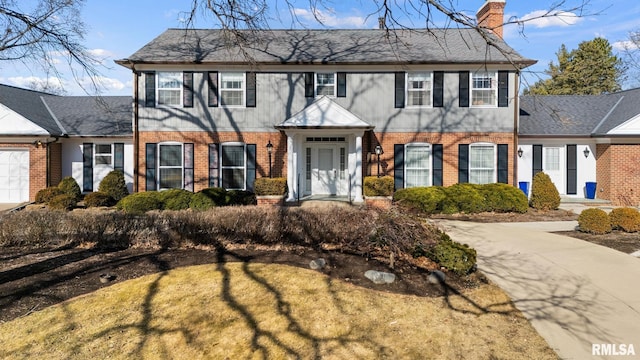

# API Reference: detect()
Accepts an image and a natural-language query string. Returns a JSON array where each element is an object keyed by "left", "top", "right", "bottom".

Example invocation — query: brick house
[
  {"left": 0, "top": 84, "right": 133, "bottom": 203},
  {"left": 519, "top": 88, "right": 640, "bottom": 206},
  {"left": 115, "top": 0, "right": 535, "bottom": 203}
]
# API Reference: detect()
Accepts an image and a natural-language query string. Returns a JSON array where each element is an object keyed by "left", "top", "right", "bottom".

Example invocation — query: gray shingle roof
[
  {"left": 0, "top": 84, "right": 62, "bottom": 135},
  {"left": 592, "top": 88, "right": 640, "bottom": 135},
  {"left": 118, "top": 28, "right": 535, "bottom": 67},
  {"left": 42, "top": 96, "right": 132, "bottom": 137}
]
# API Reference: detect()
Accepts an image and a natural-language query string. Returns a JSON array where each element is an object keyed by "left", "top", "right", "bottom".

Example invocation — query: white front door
[
  {"left": 309, "top": 145, "right": 347, "bottom": 196},
  {"left": 543, "top": 146, "right": 565, "bottom": 194}
]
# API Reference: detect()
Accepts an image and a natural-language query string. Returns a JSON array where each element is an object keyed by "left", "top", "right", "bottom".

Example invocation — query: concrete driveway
[{"left": 435, "top": 220, "right": 640, "bottom": 360}]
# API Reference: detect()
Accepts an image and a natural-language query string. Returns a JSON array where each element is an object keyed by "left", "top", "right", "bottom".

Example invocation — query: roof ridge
[{"left": 0, "top": 83, "right": 57, "bottom": 96}]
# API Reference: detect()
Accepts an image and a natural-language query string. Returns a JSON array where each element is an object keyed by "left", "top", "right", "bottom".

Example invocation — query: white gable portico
[{"left": 276, "top": 96, "right": 374, "bottom": 203}]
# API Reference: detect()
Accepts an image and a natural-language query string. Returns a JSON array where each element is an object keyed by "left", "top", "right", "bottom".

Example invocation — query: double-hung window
[
  {"left": 220, "top": 72, "right": 245, "bottom": 106},
  {"left": 157, "top": 72, "right": 182, "bottom": 107},
  {"left": 221, "top": 143, "right": 246, "bottom": 190},
  {"left": 405, "top": 144, "right": 431, "bottom": 187},
  {"left": 316, "top": 73, "right": 335, "bottom": 96},
  {"left": 407, "top": 72, "right": 432, "bottom": 107},
  {"left": 471, "top": 71, "right": 497, "bottom": 107},
  {"left": 158, "top": 143, "right": 183, "bottom": 190},
  {"left": 469, "top": 143, "right": 496, "bottom": 184},
  {"left": 94, "top": 144, "right": 113, "bottom": 166}
]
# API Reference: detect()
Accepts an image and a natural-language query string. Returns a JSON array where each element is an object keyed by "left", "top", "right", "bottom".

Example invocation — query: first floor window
[
  {"left": 544, "top": 147, "right": 561, "bottom": 171},
  {"left": 469, "top": 143, "right": 495, "bottom": 184},
  {"left": 157, "top": 72, "right": 182, "bottom": 106},
  {"left": 220, "top": 72, "right": 245, "bottom": 106},
  {"left": 407, "top": 72, "right": 432, "bottom": 107},
  {"left": 471, "top": 71, "right": 497, "bottom": 107},
  {"left": 221, "top": 144, "right": 245, "bottom": 189},
  {"left": 405, "top": 144, "right": 431, "bottom": 187},
  {"left": 316, "top": 73, "right": 335, "bottom": 96},
  {"left": 94, "top": 144, "right": 113, "bottom": 166},
  {"left": 158, "top": 143, "right": 183, "bottom": 189}
]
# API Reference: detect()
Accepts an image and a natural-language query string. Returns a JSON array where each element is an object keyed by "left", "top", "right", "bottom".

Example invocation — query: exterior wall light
[
  {"left": 266, "top": 140, "right": 274, "bottom": 178},
  {"left": 374, "top": 145, "right": 383, "bottom": 178},
  {"left": 517, "top": 147, "right": 523, "bottom": 158},
  {"left": 583, "top": 147, "right": 590, "bottom": 158}
]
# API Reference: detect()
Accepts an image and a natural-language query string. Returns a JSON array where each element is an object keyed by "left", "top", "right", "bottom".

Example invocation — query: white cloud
[
  {"left": 518, "top": 10, "right": 581, "bottom": 28},
  {"left": 293, "top": 8, "right": 367, "bottom": 28},
  {"left": 88, "top": 48, "right": 115, "bottom": 58},
  {"left": 79, "top": 76, "right": 126, "bottom": 92},
  {"left": 613, "top": 40, "right": 639, "bottom": 51},
  {"left": 6, "top": 76, "right": 67, "bottom": 93}
]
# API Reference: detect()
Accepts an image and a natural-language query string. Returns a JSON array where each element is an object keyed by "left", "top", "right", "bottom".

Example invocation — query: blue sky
[{"left": 1, "top": 0, "right": 639, "bottom": 95}]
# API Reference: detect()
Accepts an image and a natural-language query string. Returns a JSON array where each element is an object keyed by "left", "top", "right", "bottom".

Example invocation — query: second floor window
[
  {"left": 220, "top": 72, "right": 245, "bottom": 106},
  {"left": 471, "top": 71, "right": 497, "bottom": 107},
  {"left": 157, "top": 72, "right": 182, "bottom": 107},
  {"left": 407, "top": 72, "right": 432, "bottom": 107},
  {"left": 316, "top": 73, "right": 335, "bottom": 96}
]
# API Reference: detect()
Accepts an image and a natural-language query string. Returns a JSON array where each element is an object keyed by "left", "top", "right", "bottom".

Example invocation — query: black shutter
[
  {"left": 183, "top": 72, "right": 194, "bottom": 107},
  {"left": 498, "top": 71, "right": 509, "bottom": 107},
  {"left": 533, "top": 144, "right": 543, "bottom": 178},
  {"left": 304, "top": 72, "right": 314, "bottom": 98},
  {"left": 337, "top": 72, "right": 347, "bottom": 97},
  {"left": 246, "top": 72, "right": 257, "bottom": 107},
  {"left": 458, "top": 144, "right": 469, "bottom": 183},
  {"left": 497, "top": 144, "right": 508, "bottom": 184},
  {"left": 145, "top": 72, "right": 155, "bottom": 107},
  {"left": 394, "top": 72, "right": 405, "bottom": 108},
  {"left": 432, "top": 144, "right": 443, "bottom": 186},
  {"left": 433, "top": 71, "right": 444, "bottom": 108},
  {"left": 184, "top": 143, "right": 194, "bottom": 192},
  {"left": 246, "top": 144, "right": 256, "bottom": 191},
  {"left": 394, "top": 144, "right": 405, "bottom": 190},
  {"left": 83, "top": 143, "right": 93, "bottom": 192},
  {"left": 209, "top": 143, "right": 219, "bottom": 187},
  {"left": 114, "top": 143, "right": 124, "bottom": 173},
  {"left": 145, "top": 143, "right": 157, "bottom": 191},
  {"left": 459, "top": 71, "right": 469, "bottom": 108},
  {"left": 567, "top": 145, "right": 577, "bottom": 194},
  {"left": 208, "top": 72, "right": 219, "bottom": 107}
]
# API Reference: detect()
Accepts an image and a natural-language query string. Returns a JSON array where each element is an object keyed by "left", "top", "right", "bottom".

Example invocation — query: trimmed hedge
[
  {"left": 480, "top": 183, "right": 528, "bottom": 213},
  {"left": 99, "top": 170, "right": 129, "bottom": 202},
  {"left": 530, "top": 172, "right": 560, "bottom": 210},
  {"left": 227, "top": 190, "right": 257, "bottom": 206},
  {"left": 84, "top": 191, "right": 116, "bottom": 208},
  {"left": 609, "top": 207, "right": 640, "bottom": 232},
  {"left": 35, "top": 187, "right": 64, "bottom": 204},
  {"left": 48, "top": 194, "right": 77, "bottom": 211},
  {"left": 159, "top": 189, "right": 194, "bottom": 210},
  {"left": 116, "top": 192, "right": 163, "bottom": 215},
  {"left": 393, "top": 186, "right": 446, "bottom": 215},
  {"left": 58, "top": 177, "right": 82, "bottom": 201},
  {"left": 254, "top": 177, "right": 287, "bottom": 196},
  {"left": 578, "top": 208, "right": 611, "bottom": 234},
  {"left": 441, "top": 183, "right": 486, "bottom": 214},
  {"left": 364, "top": 176, "right": 394, "bottom": 197}
]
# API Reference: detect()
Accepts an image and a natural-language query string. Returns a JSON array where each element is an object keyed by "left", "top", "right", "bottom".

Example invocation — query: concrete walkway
[{"left": 434, "top": 220, "right": 640, "bottom": 360}]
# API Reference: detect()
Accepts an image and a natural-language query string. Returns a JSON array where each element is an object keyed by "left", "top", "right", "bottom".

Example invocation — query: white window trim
[
  {"left": 220, "top": 142, "right": 247, "bottom": 190},
  {"left": 157, "top": 142, "right": 183, "bottom": 190},
  {"left": 406, "top": 72, "right": 433, "bottom": 108},
  {"left": 404, "top": 142, "right": 432, "bottom": 188},
  {"left": 94, "top": 143, "right": 113, "bottom": 167},
  {"left": 470, "top": 71, "right": 498, "bottom": 108},
  {"left": 469, "top": 142, "right": 497, "bottom": 184},
  {"left": 315, "top": 72, "right": 336, "bottom": 97},
  {"left": 219, "top": 72, "right": 246, "bottom": 108},
  {"left": 156, "top": 71, "right": 183, "bottom": 108}
]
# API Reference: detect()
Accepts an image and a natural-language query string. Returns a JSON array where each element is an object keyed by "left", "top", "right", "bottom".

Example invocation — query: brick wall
[
  {"left": 49, "top": 142, "right": 62, "bottom": 186},
  {"left": 597, "top": 144, "right": 640, "bottom": 206}
]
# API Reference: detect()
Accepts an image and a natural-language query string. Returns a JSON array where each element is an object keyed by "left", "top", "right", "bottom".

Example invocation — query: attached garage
[{"left": 0, "top": 149, "right": 29, "bottom": 203}]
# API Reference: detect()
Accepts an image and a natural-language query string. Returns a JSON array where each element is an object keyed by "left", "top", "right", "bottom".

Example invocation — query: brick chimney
[{"left": 476, "top": 0, "right": 506, "bottom": 38}]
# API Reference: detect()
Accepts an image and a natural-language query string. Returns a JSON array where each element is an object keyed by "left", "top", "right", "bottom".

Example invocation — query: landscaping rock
[
  {"left": 428, "top": 270, "right": 446, "bottom": 284},
  {"left": 309, "top": 258, "right": 326, "bottom": 270},
  {"left": 364, "top": 270, "right": 396, "bottom": 284}
]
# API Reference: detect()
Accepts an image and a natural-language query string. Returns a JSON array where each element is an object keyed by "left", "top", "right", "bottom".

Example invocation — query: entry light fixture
[
  {"left": 583, "top": 147, "right": 590, "bottom": 158},
  {"left": 517, "top": 147, "right": 523, "bottom": 158},
  {"left": 266, "top": 140, "right": 274, "bottom": 178},
  {"left": 374, "top": 145, "right": 383, "bottom": 178}
]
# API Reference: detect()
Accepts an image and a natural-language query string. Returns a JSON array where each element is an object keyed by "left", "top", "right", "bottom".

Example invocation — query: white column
[
  {"left": 353, "top": 132, "right": 364, "bottom": 203},
  {"left": 286, "top": 133, "right": 296, "bottom": 202}
]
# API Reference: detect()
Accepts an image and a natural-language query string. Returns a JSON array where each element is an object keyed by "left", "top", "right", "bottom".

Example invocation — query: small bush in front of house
[
  {"left": 609, "top": 207, "right": 640, "bottom": 232},
  {"left": 58, "top": 176, "right": 82, "bottom": 201},
  {"left": 159, "top": 189, "right": 194, "bottom": 210},
  {"left": 35, "top": 187, "right": 64, "bottom": 204},
  {"left": 429, "top": 233, "right": 477, "bottom": 276},
  {"left": 254, "top": 177, "right": 287, "bottom": 196},
  {"left": 441, "top": 183, "right": 486, "bottom": 214},
  {"left": 48, "top": 194, "right": 77, "bottom": 211},
  {"left": 99, "top": 170, "right": 129, "bottom": 202},
  {"left": 364, "top": 176, "right": 394, "bottom": 197},
  {"left": 529, "top": 172, "right": 560, "bottom": 210},
  {"left": 578, "top": 208, "right": 612, "bottom": 234},
  {"left": 227, "top": 190, "right": 257, "bottom": 206},
  {"left": 84, "top": 191, "right": 116, "bottom": 208},
  {"left": 116, "top": 192, "right": 163, "bottom": 215},
  {"left": 480, "top": 183, "right": 529, "bottom": 213},
  {"left": 393, "top": 186, "right": 446, "bottom": 215},
  {"left": 189, "top": 188, "right": 228, "bottom": 211}
]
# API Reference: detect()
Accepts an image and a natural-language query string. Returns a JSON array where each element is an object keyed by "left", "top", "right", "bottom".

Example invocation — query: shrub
[
  {"left": 48, "top": 194, "right": 77, "bottom": 211},
  {"left": 99, "top": 170, "right": 129, "bottom": 201},
  {"left": 429, "top": 233, "right": 477, "bottom": 276},
  {"left": 35, "top": 187, "right": 64, "bottom": 204},
  {"left": 227, "top": 190, "right": 257, "bottom": 206},
  {"left": 480, "top": 183, "right": 529, "bottom": 213},
  {"left": 578, "top": 208, "right": 611, "bottom": 234},
  {"left": 441, "top": 183, "right": 486, "bottom": 214},
  {"left": 116, "top": 192, "right": 163, "bottom": 215},
  {"left": 58, "top": 176, "right": 82, "bottom": 201},
  {"left": 364, "top": 176, "right": 394, "bottom": 197},
  {"left": 393, "top": 187, "right": 446, "bottom": 215},
  {"left": 609, "top": 207, "right": 640, "bottom": 232},
  {"left": 529, "top": 172, "right": 560, "bottom": 210},
  {"left": 159, "top": 189, "right": 194, "bottom": 210},
  {"left": 254, "top": 177, "right": 287, "bottom": 196},
  {"left": 190, "top": 188, "right": 224, "bottom": 211},
  {"left": 84, "top": 191, "right": 116, "bottom": 208}
]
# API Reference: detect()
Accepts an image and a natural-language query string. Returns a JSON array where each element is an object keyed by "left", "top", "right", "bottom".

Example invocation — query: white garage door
[{"left": 0, "top": 150, "right": 29, "bottom": 203}]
